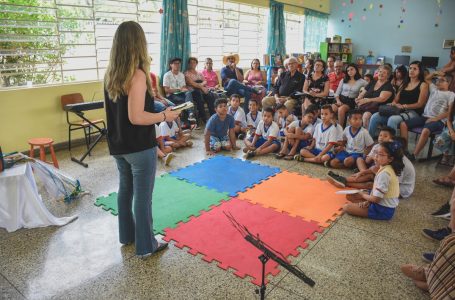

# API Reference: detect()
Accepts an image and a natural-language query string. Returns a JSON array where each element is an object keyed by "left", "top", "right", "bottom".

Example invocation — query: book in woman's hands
[{"left": 171, "top": 102, "right": 194, "bottom": 112}]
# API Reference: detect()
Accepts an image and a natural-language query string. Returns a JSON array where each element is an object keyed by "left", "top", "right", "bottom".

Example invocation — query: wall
[
  {"left": 328, "top": 0, "right": 455, "bottom": 68},
  {"left": 0, "top": 82, "right": 105, "bottom": 153}
]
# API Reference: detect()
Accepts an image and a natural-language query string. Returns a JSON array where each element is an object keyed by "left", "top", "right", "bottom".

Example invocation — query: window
[
  {"left": 284, "top": 12, "right": 304, "bottom": 54},
  {"left": 188, "top": 0, "right": 268, "bottom": 70},
  {"left": 0, "top": 0, "right": 161, "bottom": 88}
]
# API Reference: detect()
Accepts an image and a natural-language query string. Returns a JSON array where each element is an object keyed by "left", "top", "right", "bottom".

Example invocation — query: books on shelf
[{"left": 356, "top": 55, "right": 365, "bottom": 65}]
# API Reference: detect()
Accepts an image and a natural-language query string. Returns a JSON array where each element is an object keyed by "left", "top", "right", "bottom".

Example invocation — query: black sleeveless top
[
  {"left": 104, "top": 89, "right": 157, "bottom": 155},
  {"left": 399, "top": 81, "right": 424, "bottom": 114},
  {"left": 307, "top": 73, "right": 328, "bottom": 92}
]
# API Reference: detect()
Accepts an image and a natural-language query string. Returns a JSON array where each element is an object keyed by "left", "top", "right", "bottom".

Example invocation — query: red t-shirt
[{"left": 328, "top": 72, "right": 345, "bottom": 91}]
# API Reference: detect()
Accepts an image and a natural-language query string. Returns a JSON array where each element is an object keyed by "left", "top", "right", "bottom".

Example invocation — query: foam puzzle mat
[
  {"left": 163, "top": 198, "right": 322, "bottom": 286},
  {"left": 95, "top": 174, "right": 229, "bottom": 234},
  {"left": 237, "top": 171, "right": 349, "bottom": 227},
  {"left": 169, "top": 155, "right": 280, "bottom": 196}
]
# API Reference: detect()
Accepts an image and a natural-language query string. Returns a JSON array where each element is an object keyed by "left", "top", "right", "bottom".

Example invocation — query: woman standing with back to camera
[{"left": 104, "top": 21, "right": 179, "bottom": 258}]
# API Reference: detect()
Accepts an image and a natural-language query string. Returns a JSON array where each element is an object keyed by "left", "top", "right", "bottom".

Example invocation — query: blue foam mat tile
[{"left": 169, "top": 155, "right": 281, "bottom": 196}]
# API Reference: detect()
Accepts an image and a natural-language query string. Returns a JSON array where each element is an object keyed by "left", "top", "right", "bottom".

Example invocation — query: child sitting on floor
[
  {"left": 228, "top": 94, "right": 247, "bottom": 139},
  {"left": 328, "top": 109, "right": 374, "bottom": 169},
  {"left": 342, "top": 141, "right": 404, "bottom": 220},
  {"left": 204, "top": 98, "right": 238, "bottom": 155},
  {"left": 246, "top": 99, "right": 262, "bottom": 138},
  {"left": 276, "top": 104, "right": 298, "bottom": 138},
  {"left": 275, "top": 110, "right": 314, "bottom": 160},
  {"left": 159, "top": 119, "right": 193, "bottom": 150},
  {"left": 327, "top": 126, "right": 395, "bottom": 190},
  {"left": 305, "top": 103, "right": 322, "bottom": 127},
  {"left": 244, "top": 107, "right": 281, "bottom": 159},
  {"left": 294, "top": 105, "right": 339, "bottom": 164},
  {"left": 155, "top": 124, "right": 175, "bottom": 166}
]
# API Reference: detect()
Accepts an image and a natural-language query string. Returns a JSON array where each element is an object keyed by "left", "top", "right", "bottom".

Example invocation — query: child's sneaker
[
  {"left": 422, "top": 252, "right": 435, "bottom": 263},
  {"left": 324, "top": 160, "right": 331, "bottom": 168},
  {"left": 430, "top": 202, "right": 451, "bottom": 220},
  {"left": 327, "top": 172, "right": 347, "bottom": 188},
  {"left": 246, "top": 150, "right": 255, "bottom": 159},
  {"left": 238, "top": 133, "right": 245, "bottom": 140},
  {"left": 186, "top": 141, "right": 193, "bottom": 147},
  {"left": 422, "top": 227, "right": 452, "bottom": 241}
]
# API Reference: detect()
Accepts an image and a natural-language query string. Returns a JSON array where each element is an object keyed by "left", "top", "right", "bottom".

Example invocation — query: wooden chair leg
[
  {"left": 29, "top": 145, "right": 35, "bottom": 158},
  {"left": 39, "top": 145, "right": 46, "bottom": 162},
  {"left": 49, "top": 144, "right": 59, "bottom": 168}
]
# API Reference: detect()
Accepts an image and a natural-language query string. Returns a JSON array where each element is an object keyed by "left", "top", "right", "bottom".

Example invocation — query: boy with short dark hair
[
  {"left": 246, "top": 99, "right": 262, "bottom": 137},
  {"left": 244, "top": 107, "right": 281, "bottom": 158},
  {"left": 228, "top": 94, "right": 247, "bottom": 139},
  {"left": 276, "top": 110, "right": 314, "bottom": 160},
  {"left": 204, "top": 98, "right": 239, "bottom": 155},
  {"left": 329, "top": 109, "right": 374, "bottom": 169},
  {"left": 276, "top": 103, "right": 298, "bottom": 138},
  {"left": 295, "top": 105, "right": 339, "bottom": 164}
]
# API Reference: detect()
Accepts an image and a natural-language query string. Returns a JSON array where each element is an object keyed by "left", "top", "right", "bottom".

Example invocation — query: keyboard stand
[{"left": 70, "top": 111, "right": 106, "bottom": 168}]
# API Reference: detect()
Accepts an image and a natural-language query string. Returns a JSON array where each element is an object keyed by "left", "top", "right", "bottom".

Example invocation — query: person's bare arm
[{"left": 128, "top": 70, "right": 179, "bottom": 125}]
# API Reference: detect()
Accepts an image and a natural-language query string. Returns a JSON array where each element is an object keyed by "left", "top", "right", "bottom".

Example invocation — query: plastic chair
[
  {"left": 61, "top": 93, "right": 106, "bottom": 152},
  {"left": 28, "top": 138, "right": 59, "bottom": 168}
]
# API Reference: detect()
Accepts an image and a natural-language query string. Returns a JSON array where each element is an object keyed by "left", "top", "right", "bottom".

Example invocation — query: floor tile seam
[
  {"left": 0, "top": 272, "right": 27, "bottom": 300},
  {"left": 50, "top": 251, "right": 136, "bottom": 300},
  {"left": 336, "top": 222, "right": 434, "bottom": 250}
]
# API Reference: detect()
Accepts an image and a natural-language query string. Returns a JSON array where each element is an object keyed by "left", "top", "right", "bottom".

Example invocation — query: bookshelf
[{"left": 320, "top": 42, "right": 353, "bottom": 63}]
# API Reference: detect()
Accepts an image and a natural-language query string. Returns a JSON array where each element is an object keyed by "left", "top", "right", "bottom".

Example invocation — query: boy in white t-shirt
[
  {"left": 400, "top": 72, "right": 455, "bottom": 160},
  {"left": 244, "top": 107, "right": 281, "bottom": 158},
  {"left": 246, "top": 99, "right": 262, "bottom": 138},
  {"left": 329, "top": 109, "right": 374, "bottom": 169},
  {"left": 155, "top": 124, "right": 175, "bottom": 166},
  {"left": 228, "top": 94, "right": 247, "bottom": 139},
  {"left": 159, "top": 120, "right": 193, "bottom": 150},
  {"left": 276, "top": 103, "right": 298, "bottom": 138},
  {"left": 295, "top": 105, "right": 339, "bottom": 164},
  {"left": 276, "top": 110, "right": 314, "bottom": 160}
]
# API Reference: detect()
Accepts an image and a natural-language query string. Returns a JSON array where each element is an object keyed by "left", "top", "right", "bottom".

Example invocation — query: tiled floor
[{"left": 1, "top": 130, "right": 451, "bottom": 300}]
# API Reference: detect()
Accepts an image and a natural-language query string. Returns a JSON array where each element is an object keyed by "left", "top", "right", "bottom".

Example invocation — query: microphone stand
[{"left": 224, "top": 212, "right": 315, "bottom": 300}]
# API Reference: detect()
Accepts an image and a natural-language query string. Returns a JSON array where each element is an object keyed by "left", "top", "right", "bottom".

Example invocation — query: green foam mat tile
[{"left": 95, "top": 174, "right": 230, "bottom": 234}]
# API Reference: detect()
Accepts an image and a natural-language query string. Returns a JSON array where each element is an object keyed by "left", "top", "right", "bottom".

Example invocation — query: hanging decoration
[
  {"left": 435, "top": 0, "right": 442, "bottom": 27},
  {"left": 398, "top": 0, "right": 407, "bottom": 28}
]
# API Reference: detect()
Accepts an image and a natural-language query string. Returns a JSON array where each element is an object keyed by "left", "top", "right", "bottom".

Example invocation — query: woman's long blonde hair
[{"left": 104, "top": 21, "right": 152, "bottom": 102}]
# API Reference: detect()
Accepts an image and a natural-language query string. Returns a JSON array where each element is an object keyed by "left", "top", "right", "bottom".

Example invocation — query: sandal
[
  {"left": 294, "top": 154, "right": 305, "bottom": 162},
  {"left": 284, "top": 155, "right": 294, "bottom": 160},
  {"left": 275, "top": 153, "right": 285, "bottom": 159},
  {"left": 433, "top": 177, "right": 455, "bottom": 187}
]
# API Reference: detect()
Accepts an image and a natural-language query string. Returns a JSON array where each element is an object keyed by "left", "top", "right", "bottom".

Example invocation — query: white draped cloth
[{"left": 0, "top": 163, "right": 78, "bottom": 232}]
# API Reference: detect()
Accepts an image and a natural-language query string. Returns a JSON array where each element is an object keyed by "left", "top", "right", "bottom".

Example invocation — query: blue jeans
[
  {"left": 154, "top": 98, "right": 175, "bottom": 112},
  {"left": 224, "top": 79, "right": 253, "bottom": 113},
  {"left": 368, "top": 110, "right": 419, "bottom": 138},
  {"left": 113, "top": 147, "right": 158, "bottom": 256}
]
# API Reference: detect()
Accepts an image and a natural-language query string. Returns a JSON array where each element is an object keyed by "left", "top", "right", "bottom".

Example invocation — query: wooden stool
[{"left": 28, "top": 138, "right": 59, "bottom": 168}]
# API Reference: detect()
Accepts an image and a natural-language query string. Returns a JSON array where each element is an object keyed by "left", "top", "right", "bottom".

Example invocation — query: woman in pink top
[
  {"left": 243, "top": 58, "right": 266, "bottom": 102},
  {"left": 201, "top": 57, "right": 220, "bottom": 89}
]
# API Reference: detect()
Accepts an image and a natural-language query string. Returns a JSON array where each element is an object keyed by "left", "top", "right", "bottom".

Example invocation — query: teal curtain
[
  {"left": 267, "top": 0, "right": 286, "bottom": 56},
  {"left": 160, "top": 0, "right": 191, "bottom": 79},
  {"left": 304, "top": 9, "right": 328, "bottom": 53}
]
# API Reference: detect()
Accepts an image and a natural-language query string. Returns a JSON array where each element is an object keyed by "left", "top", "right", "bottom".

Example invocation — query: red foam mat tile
[{"left": 163, "top": 198, "right": 321, "bottom": 286}]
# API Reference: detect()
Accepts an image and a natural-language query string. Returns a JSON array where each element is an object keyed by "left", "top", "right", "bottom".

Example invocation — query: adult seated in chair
[
  {"left": 162, "top": 57, "right": 196, "bottom": 123},
  {"left": 441, "top": 46, "right": 455, "bottom": 93},
  {"left": 332, "top": 63, "right": 368, "bottom": 127},
  {"left": 302, "top": 59, "right": 330, "bottom": 112},
  {"left": 149, "top": 57, "right": 174, "bottom": 112},
  {"left": 184, "top": 57, "right": 215, "bottom": 124},
  {"left": 328, "top": 60, "right": 344, "bottom": 93},
  {"left": 243, "top": 58, "right": 266, "bottom": 104},
  {"left": 356, "top": 64, "right": 395, "bottom": 130},
  {"left": 262, "top": 57, "right": 305, "bottom": 114},
  {"left": 400, "top": 72, "right": 454, "bottom": 161},
  {"left": 220, "top": 53, "right": 258, "bottom": 114},
  {"left": 368, "top": 61, "right": 428, "bottom": 138},
  {"left": 325, "top": 56, "right": 335, "bottom": 75}
]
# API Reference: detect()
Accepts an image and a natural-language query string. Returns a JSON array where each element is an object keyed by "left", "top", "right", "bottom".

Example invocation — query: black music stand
[
  {"left": 224, "top": 212, "right": 315, "bottom": 300},
  {"left": 70, "top": 111, "right": 106, "bottom": 168}
]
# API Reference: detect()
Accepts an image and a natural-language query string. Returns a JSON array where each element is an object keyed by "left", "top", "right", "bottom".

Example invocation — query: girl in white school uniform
[{"left": 343, "top": 141, "right": 405, "bottom": 220}]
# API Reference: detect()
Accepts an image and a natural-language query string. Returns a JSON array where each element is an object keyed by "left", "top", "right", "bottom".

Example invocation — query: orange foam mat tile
[{"left": 237, "top": 171, "right": 349, "bottom": 227}]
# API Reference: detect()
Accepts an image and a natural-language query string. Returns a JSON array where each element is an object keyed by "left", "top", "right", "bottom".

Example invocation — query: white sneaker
[{"left": 164, "top": 153, "right": 176, "bottom": 166}]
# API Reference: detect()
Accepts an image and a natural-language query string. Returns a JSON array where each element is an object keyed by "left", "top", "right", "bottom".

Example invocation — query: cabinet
[{"left": 320, "top": 42, "right": 353, "bottom": 63}]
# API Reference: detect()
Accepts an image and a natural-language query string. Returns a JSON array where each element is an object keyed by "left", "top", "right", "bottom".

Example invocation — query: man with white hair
[{"left": 262, "top": 57, "right": 305, "bottom": 113}]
